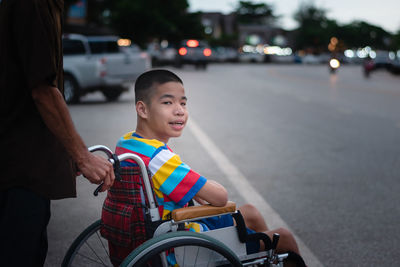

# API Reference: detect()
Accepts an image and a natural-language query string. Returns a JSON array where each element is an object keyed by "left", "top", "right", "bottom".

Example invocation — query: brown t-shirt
[{"left": 0, "top": 0, "right": 76, "bottom": 199}]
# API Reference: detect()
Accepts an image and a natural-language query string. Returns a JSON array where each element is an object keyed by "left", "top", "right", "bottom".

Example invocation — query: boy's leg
[
  {"left": 238, "top": 204, "right": 268, "bottom": 232},
  {"left": 238, "top": 204, "right": 300, "bottom": 254},
  {"left": 264, "top": 228, "right": 300, "bottom": 254}
]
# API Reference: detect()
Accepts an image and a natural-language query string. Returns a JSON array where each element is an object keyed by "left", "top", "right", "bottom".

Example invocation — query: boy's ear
[{"left": 136, "top": 101, "right": 148, "bottom": 119}]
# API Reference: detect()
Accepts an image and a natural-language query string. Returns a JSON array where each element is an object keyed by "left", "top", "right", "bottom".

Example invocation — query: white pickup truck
[{"left": 63, "top": 34, "right": 150, "bottom": 103}]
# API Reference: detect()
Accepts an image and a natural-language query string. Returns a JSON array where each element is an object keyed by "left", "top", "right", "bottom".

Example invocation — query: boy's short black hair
[{"left": 135, "top": 69, "right": 183, "bottom": 104}]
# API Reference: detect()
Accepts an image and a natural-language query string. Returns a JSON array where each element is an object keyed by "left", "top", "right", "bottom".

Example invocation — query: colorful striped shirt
[{"left": 115, "top": 131, "right": 207, "bottom": 220}]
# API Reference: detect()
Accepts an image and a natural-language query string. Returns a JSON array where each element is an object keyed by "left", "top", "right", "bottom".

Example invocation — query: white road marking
[{"left": 188, "top": 118, "right": 324, "bottom": 267}]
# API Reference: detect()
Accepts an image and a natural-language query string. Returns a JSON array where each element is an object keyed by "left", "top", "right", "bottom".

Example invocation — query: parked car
[
  {"left": 63, "top": 34, "right": 150, "bottom": 103},
  {"left": 176, "top": 39, "right": 212, "bottom": 69}
]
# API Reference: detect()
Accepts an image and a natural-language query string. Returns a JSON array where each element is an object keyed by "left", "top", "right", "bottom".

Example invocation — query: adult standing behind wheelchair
[
  {"left": 102, "top": 69, "right": 302, "bottom": 266},
  {"left": 0, "top": 1, "right": 115, "bottom": 267}
]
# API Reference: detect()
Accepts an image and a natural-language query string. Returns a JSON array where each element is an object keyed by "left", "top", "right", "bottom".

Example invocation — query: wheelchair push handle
[
  {"left": 88, "top": 145, "right": 121, "bottom": 196},
  {"left": 88, "top": 145, "right": 113, "bottom": 158}
]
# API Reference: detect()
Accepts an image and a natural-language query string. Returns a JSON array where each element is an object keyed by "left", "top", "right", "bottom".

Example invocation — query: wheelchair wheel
[
  {"left": 120, "top": 231, "right": 242, "bottom": 267},
  {"left": 62, "top": 220, "right": 112, "bottom": 267}
]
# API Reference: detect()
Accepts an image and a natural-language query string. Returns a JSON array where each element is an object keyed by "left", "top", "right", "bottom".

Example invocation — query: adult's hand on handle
[{"left": 77, "top": 152, "right": 115, "bottom": 192}]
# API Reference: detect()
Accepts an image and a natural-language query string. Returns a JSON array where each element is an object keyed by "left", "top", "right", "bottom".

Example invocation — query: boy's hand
[
  {"left": 76, "top": 152, "right": 115, "bottom": 192},
  {"left": 193, "top": 195, "right": 208, "bottom": 205}
]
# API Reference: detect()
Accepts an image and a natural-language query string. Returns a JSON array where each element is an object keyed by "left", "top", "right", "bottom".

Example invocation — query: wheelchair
[{"left": 62, "top": 145, "right": 305, "bottom": 267}]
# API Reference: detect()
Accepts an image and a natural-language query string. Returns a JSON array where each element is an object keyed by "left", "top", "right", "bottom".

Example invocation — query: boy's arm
[{"left": 195, "top": 180, "right": 228, "bottom": 207}]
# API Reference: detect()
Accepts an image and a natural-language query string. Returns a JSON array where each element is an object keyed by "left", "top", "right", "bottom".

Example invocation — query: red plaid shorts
[{"left": 100, "top": 167, "right": 153, "bottom": 266}]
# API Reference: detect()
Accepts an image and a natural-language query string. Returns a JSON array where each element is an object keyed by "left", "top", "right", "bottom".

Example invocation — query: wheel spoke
[
  {"left": 194, "top": 246, "right": 200, "bottom": 266},
  {"left": 119, "top": 231, "right": 242, "bottom": 267},
  {"left": 82, "top": 238, "right": 109, "bottom": 266},
  {"left": 96, "top": 231, "right": 110, "bottom": 258},
  {"left": 76, "top": 251, "right": 108, "bottom": 266},
  {"left": 207, "top": 249, "right": 213, "bottom": 266},
  {"left": 182, "top": 245, "right": 186, "bottom": 266}
]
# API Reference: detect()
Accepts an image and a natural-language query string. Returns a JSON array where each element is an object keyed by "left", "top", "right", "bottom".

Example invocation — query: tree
[
  {"left": 99, "top": 0, "right": 204, "bottom": 47},
  {"left": 338, "top": 21, "right": 392, "bottom": 50},
  {"left": 65, "top": 0, "right": 204, "bottom": 47},
  {"left": 392, "top": 30, "right": 400, "bottom": 50},
  {"left": 292, "top": 2, "right": 396, "bottom": 52},
  {"left": 235, "top": 1, "right": 277, "bottom": 25},
  {"left": 293, "top": 3, "right": 339, "bottom": 52}
]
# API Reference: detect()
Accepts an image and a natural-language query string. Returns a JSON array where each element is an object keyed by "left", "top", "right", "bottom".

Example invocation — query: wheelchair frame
[{"left": 62, "top": 145, "right": 293, "bottom": 267}]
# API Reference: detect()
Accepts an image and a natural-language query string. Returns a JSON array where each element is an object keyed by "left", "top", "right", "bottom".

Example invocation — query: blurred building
[
  {"left": 67, "top": 0, "right": 87, "bottom": 25},
  {"left": 200, "top": 12, "right": 294, "bottom": 48},
  {"left": 65, "top": 0, "right": 114, "bottom": 36},
  {"left": 200, "top": 12, "right": 237, "bottom": 39}
]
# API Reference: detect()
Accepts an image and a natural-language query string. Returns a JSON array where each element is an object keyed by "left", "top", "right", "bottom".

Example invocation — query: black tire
[
  {"left": 64, "top": 74, "right": 80, "bottom": 104},
  {"left": 120, "top": 231, "right": 242, "bottom": 267},
  {"left": 102, "top": 87, "right": 123, "bottom": 102},
  {"left": 62, "top": 220, "right": 112, "bottom": 267}
]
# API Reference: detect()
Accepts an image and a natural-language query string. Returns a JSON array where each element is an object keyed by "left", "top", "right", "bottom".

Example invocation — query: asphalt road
[{"left": 45, "top": 63, "right": 400, "bottom": 266}]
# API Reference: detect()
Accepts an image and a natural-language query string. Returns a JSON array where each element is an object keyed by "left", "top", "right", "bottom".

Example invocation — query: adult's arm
[
  {"left": 31, "top": 84, "right": 114, "bottom": 192},
  {"left": 195, "top": 180, "right": 228, "bottom": 207}
]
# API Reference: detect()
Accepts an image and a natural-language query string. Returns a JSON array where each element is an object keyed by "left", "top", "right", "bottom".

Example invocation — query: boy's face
[{"left": 142, "top": 81, "right": 188, "bottom": 143}]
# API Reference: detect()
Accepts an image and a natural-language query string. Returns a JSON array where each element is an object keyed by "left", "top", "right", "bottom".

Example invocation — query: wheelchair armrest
[{"left": 172, "top": 201, "right": 236, "bottom": 222}]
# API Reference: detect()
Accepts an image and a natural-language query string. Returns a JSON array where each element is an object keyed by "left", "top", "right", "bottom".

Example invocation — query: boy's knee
[
  {"left": 240, "top": 203, "right": 259, "bottom": 214},
  {"left": 273, "top": 227, "right": 299, "bottom": 254},
  {"left": 240, "top": 204, "right": 259, "bottom": 221},
  {"left": 274, "top": 227, "right": 298, "bottom": 248},
  {"left": 275, "top": 227, "right": 294, "bottom": 239}
]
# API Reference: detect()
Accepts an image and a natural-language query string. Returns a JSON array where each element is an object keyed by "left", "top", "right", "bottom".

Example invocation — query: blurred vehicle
[
  {"left": 388, "top": 60, "right": 400, "bottom": 75},
  {"left": 363, "top": 58, "right": 374, "bottom": 78},
  {"left": 269, "top": 55, "right": 295, "bottom": 63},
  {"left": 176, "top": 39, "right": 212, "bottom": 69},
  {"left": 63, "top": 34, "right": 150, "bottom": 103},
  {"left": 238, "top": 51, "right": 265, "bottom": 63},
  {"left": 317, "top": 53, "right": 332, "bottom": 64},
  {"left": 301, "top": 54, "right": 320, "bottom": 64},
  {"left": 372, "top": 50, "right": 392, "bottom": 69},
  {"left": 211, "top": 47, "right": 238, "bottom": 62},
  {"left": 147, "top": 42, "right": 178, "bottom": 66},
  {"left": 362, "top": 50, "right": 399, "bottom": 76},
  {"left": 329, "top": 58, "right": 340, "bottom": 73}
]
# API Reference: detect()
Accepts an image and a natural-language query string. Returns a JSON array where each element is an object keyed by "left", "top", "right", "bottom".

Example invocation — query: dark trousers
[{"left": 0, "top": 187, "right": 51, "bottom": 267}]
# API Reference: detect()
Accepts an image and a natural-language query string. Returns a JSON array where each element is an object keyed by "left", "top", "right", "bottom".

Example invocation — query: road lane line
[{"left": 188, "top": 118, "right": 323, "bottom": 267}]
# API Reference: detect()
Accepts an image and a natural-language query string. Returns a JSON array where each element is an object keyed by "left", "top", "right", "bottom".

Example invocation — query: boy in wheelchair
[{"left": 101, "top": 69, "right": 304, "bottom": 266}]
